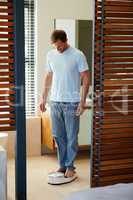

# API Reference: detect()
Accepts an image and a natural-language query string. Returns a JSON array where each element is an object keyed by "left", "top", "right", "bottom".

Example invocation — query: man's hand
[
  {"left": 79, "top": 70, "right": 90, "bottom": 115},
  {"left": 76, "top": 101, "right": 91, "bottom": 116},
  {"left": 39, "top": 99, "right": 47, "bottom": 112},
  {"left": 76, "top": 102, "right": 85, "bottom": 116},
  {"left": 40, "top": 71, "right": 52, "bottom": 112}
]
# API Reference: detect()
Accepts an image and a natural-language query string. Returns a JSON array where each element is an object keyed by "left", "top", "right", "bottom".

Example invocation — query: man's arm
[
  {"left": 40, "top": 71, "right": 53, "bottom": 112},
  {"left": 80, "top": 70, "right": 90, "bottom": 106},
  {"left": 76, "top": 70, "right": 90, "bottom": 116}
]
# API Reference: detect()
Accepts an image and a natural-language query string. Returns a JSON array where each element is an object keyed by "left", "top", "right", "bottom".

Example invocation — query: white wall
[
  {"left": 36, "top": 0, "right": 94, "bottom": 106},
  {"left": 55, "top": 19, "right": 76, "bottom": 48}
]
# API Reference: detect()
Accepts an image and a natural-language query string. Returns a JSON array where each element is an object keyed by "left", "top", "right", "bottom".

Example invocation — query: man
[{"left": 40, "top": 30, "right": 90, "bottom": 178}]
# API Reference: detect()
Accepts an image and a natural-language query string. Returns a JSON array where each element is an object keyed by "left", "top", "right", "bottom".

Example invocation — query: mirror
[{"left": 41, "top": 19, "right": 93, "bottom": 153}]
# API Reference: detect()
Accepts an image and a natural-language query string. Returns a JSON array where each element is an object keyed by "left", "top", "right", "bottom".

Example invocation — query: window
[{"left": 24, "top": 0, "right": 36, "bottom": 116}]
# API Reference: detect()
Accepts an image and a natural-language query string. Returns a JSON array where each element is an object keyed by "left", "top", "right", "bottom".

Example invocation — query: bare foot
[
  {"left": 65, "top": 169, "right": 75, "bottom": 178},
  {"left": 56, "top": 168, "right": 66, "bottom": 173},
  {"left": 49, "top": 168, "right": 66, "bottom": 174}
]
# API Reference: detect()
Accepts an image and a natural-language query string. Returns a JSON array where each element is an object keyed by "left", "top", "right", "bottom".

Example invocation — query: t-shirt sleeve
[
  {"left": 46, "top": 53, "right": 52, "bottom": 72},
  {"left": 77, "top": 52, "right": 89, "bottom": 72}
]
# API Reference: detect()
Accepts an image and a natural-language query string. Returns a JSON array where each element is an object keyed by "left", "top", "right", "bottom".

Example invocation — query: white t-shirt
[{"left": 46, "top": 46, "right": 89, "bottom": 102}]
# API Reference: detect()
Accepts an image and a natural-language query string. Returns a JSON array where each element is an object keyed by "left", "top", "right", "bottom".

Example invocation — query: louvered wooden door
[
  {"left": 92, "top": 0, "right": 133, "bottom": 187},
  {"left": 0, "top": 0, "right": 15, "bottom": 131}
]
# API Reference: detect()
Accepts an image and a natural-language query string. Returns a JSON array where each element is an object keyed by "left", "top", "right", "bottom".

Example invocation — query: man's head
[{"left": 51, "top": 30, "right": 69, "bottom": 53}]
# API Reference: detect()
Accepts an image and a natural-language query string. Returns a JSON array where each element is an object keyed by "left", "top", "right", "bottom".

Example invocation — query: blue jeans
[{"left": 50, "top": 102, "right": 80, "bottom": 170}]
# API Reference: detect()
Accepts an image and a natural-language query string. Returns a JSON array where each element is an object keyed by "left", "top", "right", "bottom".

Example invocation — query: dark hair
[{"left": 51, "top": 30, "right": 67, "bottom": 43}]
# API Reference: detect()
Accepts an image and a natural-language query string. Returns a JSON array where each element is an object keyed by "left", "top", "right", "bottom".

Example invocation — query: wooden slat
[
  {"left": 0, "top": 2, "right": 13, "bottom": 7},
  {"left": 97, "top": 47, "right": 133, "bottom": 51},
  {"left": 99, "top": 174, "right": 133, "bottom": 183},
  {"left": 0, "top": 113, "right": 15, "bottom": 118},
  {"left": 99, "top": 168, "right": 133, "bottom": 177},
  {"left": 97, "top": 6, "right": 133, "bottom": 12},
  {"left": 100, "top": 164, "right": 133, "bottom": 171},
  {"left": 93, "top": 141, "right": 133, "bottom": 149},
  {"left": 96, "top": 36, "right": 133, "bottom": 41},
  {"left": 0, "top": 8, "right": 13, "bottom": 13},
  {"left": 0, "top": 15, "right": 13, "bottom": 20},
  {"left": 100, "top": 153, "right": 133, "bottom": 161},
  {"left": 0, "top": 107, "right": 14, "bottom": 112},
  {"left": 96, "top": 57, "right": 133, "bottom": 62},
  {"left": 0, "top": 101, "right": 14, "bottom": 106},
  {"left": 0, "top": 126, "right": 15, "bottom": 131},
  {"left": 0, "top": 94, "right": 14, "bottom": 99},
  {"left": 100, "top": 138, "right": 133, "bottom": 144},
  {"left": 103, "top": 123, "right": 133, "bottom": 129},
  {"left": 100, "top": 147, "right": 133, "bottom": 154},
  {"left": 96, "top": 30, "right": 133, "bottom": 35},
  {"left": 0, "top": 46, "right": 13, "bottom": 51},
  {"left": 96, "top": 42, "right": 133, "bottom": 47},
  {"left": 104, "top": 80, "right": 133, "bottom": 85},
  {"left": 100, "top": 53, "right": 133, "bottom": 57},
  {"left": 0, "top": 119, "right": 15, "bottom": 125},
  {"left": 103, "top": 111, "right": 133, "bottom": 117},
  {"left": 0, "top": 41, "right": 14, "bottom": 45},
  {"left": 0, "top": 83, "right": 15, "bottom": 88},
  {"left": 96, "top": 24, "right": 133, "bottom": 29},
  {"left": 0, "top": 77, "right": 15, "bottom": 82},
  {"left": 0, "top": 58, "right": 14, "bottom": 63},
  {"left": 0, "top": 52, "right": 14, "bottom": 57},
  {"left": 0, "top": 22, "right": 14, "bottom": 26},
  {"left": 103, "top": 19, "right": 133, "bottom": 24},
  {"left": 104, "top": 74, "right": 133, "bottom": 79},
  {"left": 97, "top": 1, "right": 133, "bottom": 7},
  {"left": 95, "top": 64, "right": 133, "bottom": 69},
  {"left": 0, "top": 27, "right": 14, "bottom": 32},
  {"left": 103, "top": 101, "right": 133, "bottom": 107},
  {"left": 101, "top": 158, "right": 133, "bottom": 166},
  {"left": 95, "top": 69, "right": 133, "bottom": 73},
  {"left": 104, "top": 24, "right": 133, "bottom": 29},
  {"left": 0, "top": 34, "right": 14, "bottom": 39},
  {"left": 104, "top": 5, "right": 133, "bottom": 10},
  {"left": 0, "top": 64, "right": 14, "bottom": 68},
  {"left": 96, "top": 13, "right": 133, "bottom": 18},
  {"left": 0, "top": 90, "right": 15, "bottom": 95},
  {"left": 96, "top": 85, "right": 133, "bottom": 90},
  {"left": 101, "top": 133, "right": 133, "bottom": 140},
  {"left": 0, "top": 71, "right": 15, "bottom": 76}
]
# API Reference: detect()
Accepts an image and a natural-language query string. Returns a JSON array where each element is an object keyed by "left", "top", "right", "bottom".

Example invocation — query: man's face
[{"left": 52, "top": 40, "right": 68, "bottom": 53}]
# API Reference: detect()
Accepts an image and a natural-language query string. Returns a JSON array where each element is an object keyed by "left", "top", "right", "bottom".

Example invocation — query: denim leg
[
  {"left": 63, "top": 103, "right": 80, "bottom": 170},
  {"left": 50, "top": 102, "right": 67, "bottom": 169}
]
